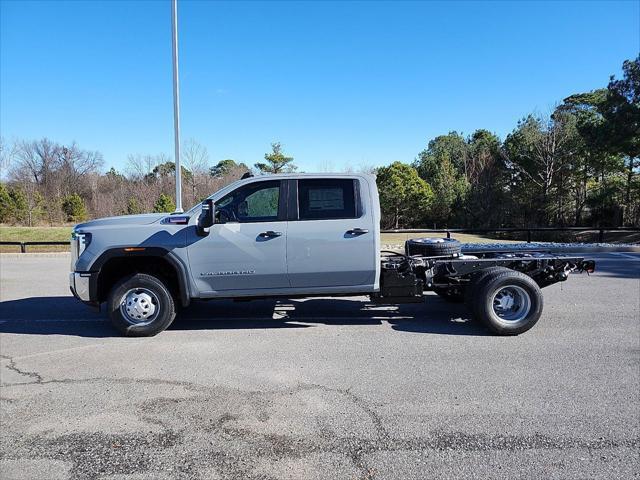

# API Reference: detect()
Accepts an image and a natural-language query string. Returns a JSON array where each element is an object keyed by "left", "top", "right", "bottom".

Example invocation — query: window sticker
[{"left": 308, "top": 188, "right": 344, "bottom": 211}]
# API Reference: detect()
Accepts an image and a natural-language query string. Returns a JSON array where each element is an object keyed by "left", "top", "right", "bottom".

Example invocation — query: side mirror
[{"left": 196, "top": 199, "right": 215, "bottom": 236}]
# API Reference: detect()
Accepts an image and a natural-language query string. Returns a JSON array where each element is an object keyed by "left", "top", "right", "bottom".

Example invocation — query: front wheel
[
  {"left": 469, "top": 270, "right": 543, "bottom": 335},
  {"left": 107, "top": 273, "right": 176, "bottom": 337}
]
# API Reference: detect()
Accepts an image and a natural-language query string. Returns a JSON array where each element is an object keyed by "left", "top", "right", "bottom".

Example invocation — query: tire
[
  {"left": 469, "top": 269, "right": 543, "bottom": 335},
  {"left": 464, "top": 266, "right": 513, "bottom": 310},
  {"left": 433, "top": 287, "right": 465, "bottom": 303},
  {"left": 405, "top": 237, "right": 461, "bottom": 257},
  {"left": 107, "top": 273, "right": 176, "bottom": 337}
]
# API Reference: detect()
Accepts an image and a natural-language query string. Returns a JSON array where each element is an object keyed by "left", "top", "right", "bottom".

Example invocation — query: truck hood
[{"left": 75, "top": 213, "right": 167, "bottom": 229}]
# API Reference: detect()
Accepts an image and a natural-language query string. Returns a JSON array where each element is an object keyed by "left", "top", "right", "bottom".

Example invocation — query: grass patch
[
  {"left": 0, "top": 225, "right": 73, "bottom": 242},
  {"left": 0, "top": 225, "right": 72, "bottom": 252}
]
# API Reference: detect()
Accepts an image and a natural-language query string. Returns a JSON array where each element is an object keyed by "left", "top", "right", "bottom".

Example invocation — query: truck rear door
[{"left": 286, "top": 177, "right": 377, "bottom": 289}]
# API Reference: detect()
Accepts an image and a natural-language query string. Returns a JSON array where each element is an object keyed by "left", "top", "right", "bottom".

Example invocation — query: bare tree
[
  {"left": 57, "top": 142, "right": 104, "bottom": 197},
  {"left": 317, "top": 159, "right": 334, "bottom": 172},
  {"left": 182, "top": 138, "right": 210, "bottom": 203},
  {"left": 503, "top": 111, "right": 578, "bottom": 224},
  {"left": 7, "top": 138, "right": 103, "bottom": 223},
  {"left": 0, "top": 137, "right": 16, "bottom": 178},
  {"left": 126, "top": 154, "right": 159, "bottom": 180}
]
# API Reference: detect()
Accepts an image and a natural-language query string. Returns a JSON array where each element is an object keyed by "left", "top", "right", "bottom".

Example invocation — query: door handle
[
  {"left": 346, "top": 228, "right": 369, "bottom": 235},
  {"left": 258, "top": 230, "right": 282, "bottom": 238}
]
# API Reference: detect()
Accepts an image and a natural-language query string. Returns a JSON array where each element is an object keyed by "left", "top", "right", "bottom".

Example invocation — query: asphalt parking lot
[{"left": 1, "top": 252, "right": 639, "bottom": 480}]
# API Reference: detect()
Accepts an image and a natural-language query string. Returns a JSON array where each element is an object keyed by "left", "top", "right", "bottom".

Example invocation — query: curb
[{"left": 0, "top": 252, "right": 71, "bottom": 258}]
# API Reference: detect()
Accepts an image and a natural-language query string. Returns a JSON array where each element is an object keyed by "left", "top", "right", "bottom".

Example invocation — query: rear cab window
[{"left": 297, "top": 179, "right": 359, "bottom": 220}]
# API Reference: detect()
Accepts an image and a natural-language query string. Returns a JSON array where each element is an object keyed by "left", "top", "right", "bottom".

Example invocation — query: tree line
[
  {"left": 0, "top": 57, "right": 637, "bottom": 229},
  {"left": 377, "top": 57, "right": 639, "bottom": 229},
  {"left": 0, "top": 139, "right": 300, "bottom": 225}
]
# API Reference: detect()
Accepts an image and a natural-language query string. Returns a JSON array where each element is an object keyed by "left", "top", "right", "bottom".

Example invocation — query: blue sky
[{"left": 1, "top": 0, "right": 638, "bottom": 173}]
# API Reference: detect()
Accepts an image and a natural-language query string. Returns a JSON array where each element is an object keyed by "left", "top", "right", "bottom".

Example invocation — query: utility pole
[{"left": 171, "top": 0, "right": 183, "bottom": 212}]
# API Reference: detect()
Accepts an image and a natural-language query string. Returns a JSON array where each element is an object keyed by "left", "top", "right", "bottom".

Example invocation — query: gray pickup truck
[{"left": 70, "top": 173, "right": 594, "bottom": 337}]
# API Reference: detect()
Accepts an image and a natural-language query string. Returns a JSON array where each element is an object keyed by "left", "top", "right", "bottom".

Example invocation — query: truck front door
[
  {"left": 287, "top": 177, "right": 377, "bottom": 289},
  {"left": 187, "top": 180, "right": 289, "bottom": 295}
]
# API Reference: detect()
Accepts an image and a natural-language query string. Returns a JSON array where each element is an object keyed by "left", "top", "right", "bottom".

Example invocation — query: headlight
[{"left": 72, "top": 231, "right": 92, "bottom": 256}]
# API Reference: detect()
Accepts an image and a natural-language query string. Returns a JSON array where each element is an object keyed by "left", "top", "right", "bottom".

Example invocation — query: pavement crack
[
  {"left": 3, "top": 376, "right": 639, "bottom": 480},
  {"left": 0, "top": 353, "right": 44, "bottom": 384},
  {"left": 300, "top": 383, "right": 389, "bottom": 440},
  {"left": 1, "top": 375, "right": 211, "bottom": 391},
  {"left": 295, "top": 383, "right": 388, "bottom": 479}
]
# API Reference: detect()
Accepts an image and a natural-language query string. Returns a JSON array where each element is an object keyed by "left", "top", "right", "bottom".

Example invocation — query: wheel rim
[
  {"left": 119, "top": 288, "right": 160, "bottom": 326},
  {"left": 491, "top": 285, "right": 531, "bottom": 325},
  {"left": 412, "top": 238, "right": 453, "bottom": 244}
]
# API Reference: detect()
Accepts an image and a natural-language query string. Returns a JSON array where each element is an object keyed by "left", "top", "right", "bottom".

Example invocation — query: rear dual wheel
[
  {"left": 435, "top": 267, "right": 512, "bottom": 305},
  {"left": 466, "top": 268, "right": 543, "bottom": 335}
]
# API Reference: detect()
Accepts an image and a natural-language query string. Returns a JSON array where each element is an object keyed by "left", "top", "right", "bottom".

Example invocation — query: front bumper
[{"left": 69, "top": 272, "right": 94, "bottom": 303}]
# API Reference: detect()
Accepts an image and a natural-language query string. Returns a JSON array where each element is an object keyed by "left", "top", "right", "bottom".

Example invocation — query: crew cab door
[
  {"left": 186, "top": 180, "right": 289, "bottom": 295},
  {"left": 287, "top": 177, "right": 377, "bottom": 289}
]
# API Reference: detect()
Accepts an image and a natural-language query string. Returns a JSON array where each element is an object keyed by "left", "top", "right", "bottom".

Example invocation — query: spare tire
[{"left": 405, "top": 237, "right": 462, "bottom": 257}]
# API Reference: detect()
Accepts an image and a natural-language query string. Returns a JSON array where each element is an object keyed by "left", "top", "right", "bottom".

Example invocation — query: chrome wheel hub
[
  {"left": 414, "top": 238, "right": 447, "bottom": 244},
  {"left": 120, "top": 288, "right": 159, "bottom": 325},
  {"left": 491, "top": 285, "right": 531, "bottom": 324}
]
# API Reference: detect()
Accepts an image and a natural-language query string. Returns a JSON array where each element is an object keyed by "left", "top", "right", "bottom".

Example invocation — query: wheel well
[{"left": 96, "top": 256, "right": 182, "bottom": 304}]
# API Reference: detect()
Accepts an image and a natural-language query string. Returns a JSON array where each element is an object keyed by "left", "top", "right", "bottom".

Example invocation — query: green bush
[
  {"left": 9, "top": 188, "right": 29, "bottom": 223},
  {"left": 0, "top": 183, "right": 12, "bottom": 223},
  {"left": 153, "top": 193, "right": 175, "bottom": 213},
  {"left": 0, "top": 184, "right": 40, "bottom": 224},
  {"left": 61, "top": 193, "right": 88, "bottom": 222},
  {"left": 376, "top": 162, "right": 433, "bottom": 228},
  {"left": 126, "top": 197, "right": 143, "bottom": 215}
]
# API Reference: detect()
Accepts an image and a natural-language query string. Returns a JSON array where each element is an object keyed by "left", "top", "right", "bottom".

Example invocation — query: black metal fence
[
  {"left": 0, "top": 241, "right": 70, "bottom": 253},
  {"left": 0, "top": 227, "right": 638, "bottom": 252}
]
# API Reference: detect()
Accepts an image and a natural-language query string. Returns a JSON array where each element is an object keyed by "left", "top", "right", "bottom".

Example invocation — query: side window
[
  {"left": 298, "top": 179, "right": 357, "bottom": 220},
  {"left": 216, "top": 181, "right": 281, "bottom": 223}
]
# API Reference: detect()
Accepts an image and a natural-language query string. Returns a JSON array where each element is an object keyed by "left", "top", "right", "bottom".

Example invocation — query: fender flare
[{"left": 89, "top": 247, "right": 191, "bottom": 307}]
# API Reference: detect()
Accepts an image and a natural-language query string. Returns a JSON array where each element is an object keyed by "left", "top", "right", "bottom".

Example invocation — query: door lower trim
[{"left": 196, "top": 283, "right": 377, "bottom": 299}]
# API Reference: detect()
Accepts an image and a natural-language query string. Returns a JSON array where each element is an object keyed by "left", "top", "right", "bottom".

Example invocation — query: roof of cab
[{"left": 243, "top": 172, "right": 376, "bottom": 180}]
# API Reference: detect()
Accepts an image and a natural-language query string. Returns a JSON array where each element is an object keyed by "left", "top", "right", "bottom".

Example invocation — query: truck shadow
[
  {"left": 0, "top": 295, "right": 488, "bottom": 337},
  {"left": 177, "top": 297, "right": 487, "bottom": 335}
]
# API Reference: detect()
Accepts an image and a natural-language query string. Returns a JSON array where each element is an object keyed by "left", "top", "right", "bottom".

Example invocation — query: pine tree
[
  {"left": 254, "top": 142, "right": 296, "bottom": 174},
  {"left": 153, "top": 193, "right": 176, "bottom": 213},
  {"left": 61, "top": 193, "right": 88, "bottom": 222}
]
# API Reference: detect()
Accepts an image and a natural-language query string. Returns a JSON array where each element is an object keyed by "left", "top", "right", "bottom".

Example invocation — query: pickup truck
[{"left": 70, "top": 173, "right": 595, "bottom": 337}]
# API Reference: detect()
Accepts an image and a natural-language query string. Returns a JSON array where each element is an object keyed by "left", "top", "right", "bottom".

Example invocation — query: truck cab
[
  {"left": 186, "top": 174, "right": 380, "bottom": 297},
  {"left": 70, "top": 174, "right": 381, "bottom": 336}
]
